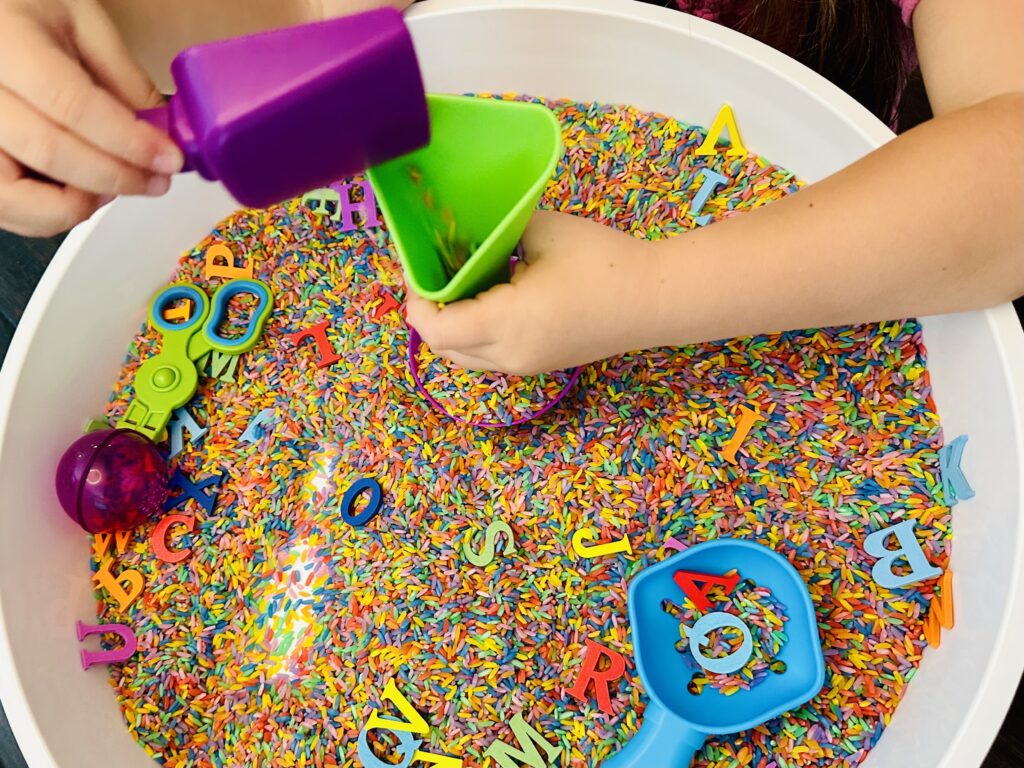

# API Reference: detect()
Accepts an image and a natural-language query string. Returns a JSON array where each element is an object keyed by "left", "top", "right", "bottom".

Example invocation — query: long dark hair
[{"left": 738, "top": 0, "right": 912, "bottom": 123}]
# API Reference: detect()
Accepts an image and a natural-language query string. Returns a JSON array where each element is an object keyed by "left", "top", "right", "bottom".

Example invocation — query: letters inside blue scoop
[{"left": 631, "top": 539, "right": 825, "bottom": 734}]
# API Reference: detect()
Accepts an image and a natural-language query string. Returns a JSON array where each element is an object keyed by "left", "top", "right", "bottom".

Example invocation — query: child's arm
[
  {"left": 98, "top": 0, "right": 413, "bottom": 93},
  {"left": 407, "top": 0, "right": 1024, "bottom": 376}
]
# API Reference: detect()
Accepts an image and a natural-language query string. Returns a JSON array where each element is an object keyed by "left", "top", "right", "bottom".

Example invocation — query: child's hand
[
  {"left": 406, "top": 211, "right": 658, "bottom": 376},
  {"left": 0, "top": 0, "right": 183, "bottom": 236}
]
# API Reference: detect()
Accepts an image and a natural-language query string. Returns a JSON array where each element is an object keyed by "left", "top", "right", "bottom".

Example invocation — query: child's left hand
[{"left": 405, "top": 210, "right": 657, "bottom": 376}]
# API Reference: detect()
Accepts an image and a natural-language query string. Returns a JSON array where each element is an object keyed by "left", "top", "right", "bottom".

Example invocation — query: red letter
[
  {"left": 151, "top": 514, "right": 195, "bottom": 564},
  {"left": 672, "top": 569, "right": 740, "bottom": 611},
  {"left": 566, "top": 639, "right": 626, "bottom": 715},
  {"left": 286, "top": 320, "right": 340, "bottom": 368}
]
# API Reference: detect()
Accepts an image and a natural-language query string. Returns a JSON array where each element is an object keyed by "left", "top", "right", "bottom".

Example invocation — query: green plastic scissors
[{"left": 118, "top": 279, "right": 274, "bottom": 440}]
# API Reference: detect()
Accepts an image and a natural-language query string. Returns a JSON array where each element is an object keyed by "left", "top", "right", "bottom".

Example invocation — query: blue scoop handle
[{"left": 603, "top": 703, "right": 705, "bottom": 768}]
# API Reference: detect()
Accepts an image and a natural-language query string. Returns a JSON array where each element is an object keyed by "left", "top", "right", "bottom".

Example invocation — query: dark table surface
[{"left": 1, "top": 235, "right": 1024, "bottom": 767}]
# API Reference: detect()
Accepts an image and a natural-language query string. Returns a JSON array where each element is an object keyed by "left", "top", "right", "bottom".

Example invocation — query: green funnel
[{"left": 367, "top": 94, "right": 562, "bottom": 303}]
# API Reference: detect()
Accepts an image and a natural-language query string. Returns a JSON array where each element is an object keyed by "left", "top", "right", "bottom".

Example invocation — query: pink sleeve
[{"left": 893, "top": 0, "right": 921, "bottom": 26}]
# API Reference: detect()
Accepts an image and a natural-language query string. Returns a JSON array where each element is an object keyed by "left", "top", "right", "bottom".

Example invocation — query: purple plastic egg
[{"left": 55, "top": 428, "right": 169, "bottom": 533}]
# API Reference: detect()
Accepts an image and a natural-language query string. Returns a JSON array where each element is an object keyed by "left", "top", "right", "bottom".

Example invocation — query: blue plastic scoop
[{"left": 605, "top": 538, "right": 825, "bottom": 768}]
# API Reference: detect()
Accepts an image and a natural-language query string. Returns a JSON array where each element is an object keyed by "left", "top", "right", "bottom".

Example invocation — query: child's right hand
[{"left": 0, "top": 0, "right": 183, "bottom": 237}]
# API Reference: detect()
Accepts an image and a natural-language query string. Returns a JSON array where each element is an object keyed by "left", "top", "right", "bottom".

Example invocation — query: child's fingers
[
  {"left": 0, "top": 150, "right": 100, "bottom": 236},
  {"left": 0, "top": 21, "right": 182, "bottom": 175},
  {"left": 71, "top": 0, "right": 164, "bottom": 110},
  {"left": 432, "top": 348, "right": 502, "bottom": 374},
  {"left": 0, "top": 86, "right": 168, "bottom": 196},
  {"left": 405, "top": 292, "right": 496, "bottom": 353}
]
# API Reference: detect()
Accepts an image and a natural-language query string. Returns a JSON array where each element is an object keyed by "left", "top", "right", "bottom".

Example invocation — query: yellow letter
[
  {"left": 695, "top": 104, "right": 747, "bottom": 157},
  {"left": 364, "top": 679, "right": 430, "bottom": 735},
  {"left": 204, "top": 243, "right": 254, "bottom": 281},
  {"left": 571, "top": 528, "right": 632, "bottom": 559}
]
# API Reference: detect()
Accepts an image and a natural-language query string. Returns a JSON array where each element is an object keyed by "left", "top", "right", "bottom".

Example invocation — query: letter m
[{"left": 484, "top": 714, "right": 559, "bottom": 768}]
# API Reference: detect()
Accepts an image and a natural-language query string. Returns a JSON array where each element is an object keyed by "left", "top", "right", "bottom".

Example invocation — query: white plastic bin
[{"left": 1, "top": 1, "right": 1022, "bottom": 766}]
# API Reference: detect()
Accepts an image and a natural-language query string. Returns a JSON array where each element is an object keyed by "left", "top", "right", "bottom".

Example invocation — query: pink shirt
[{"left": 676, "top": 0, "right": 920, "bottom": 28}]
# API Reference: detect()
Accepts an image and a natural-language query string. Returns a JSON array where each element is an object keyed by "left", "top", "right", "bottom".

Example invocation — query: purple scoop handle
[{"left": 136, "top": 9, "right": 428, "bottom": 207}]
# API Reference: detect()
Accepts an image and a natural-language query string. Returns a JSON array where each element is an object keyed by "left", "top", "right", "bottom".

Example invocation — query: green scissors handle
[{"left": 119, "top": 279, "right": 274, "bottom": 440}]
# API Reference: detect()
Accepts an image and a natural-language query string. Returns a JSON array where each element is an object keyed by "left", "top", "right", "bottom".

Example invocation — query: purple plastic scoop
[{"left": 139, "top": 8, "right": 429, "bottom": 208}]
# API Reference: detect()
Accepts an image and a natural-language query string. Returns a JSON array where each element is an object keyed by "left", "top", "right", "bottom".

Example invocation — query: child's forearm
[
  {"left": 98, "top": 0, "right": 412, "bottom": 92},
  {"left": 641, "top": 93, "right": 1024, "bottom": 349}
]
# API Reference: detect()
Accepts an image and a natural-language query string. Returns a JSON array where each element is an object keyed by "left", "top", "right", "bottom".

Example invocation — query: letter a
[
  {"left": 672, "top": 569, "right": 740, "bottom": 611},
  {"left": 695, "top": 104, "right": 747, "bottom": 157}
]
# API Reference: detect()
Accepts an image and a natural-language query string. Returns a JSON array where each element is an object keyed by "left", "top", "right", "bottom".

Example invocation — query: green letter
[
  {"left": 463, "top": 521, "right": 515, "bottom": 567},
  {"left": 484, "top": 714, "right": 558, "bottom": 768}
]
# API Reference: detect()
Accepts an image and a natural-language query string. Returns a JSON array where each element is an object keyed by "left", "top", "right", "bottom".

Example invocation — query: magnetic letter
[
  {"left": 359, "top": 680, "right": 463, "bottom": 768},
  {"left": 689, "top": 169, "right": 729, "bottom": 226},
  {"left": 334, "top": 180, "right": 382, "bottom": 233},
  {"left": 484, "top": 713, "right": 559, "bottom": 768},
  {"left": 571, "top": 528, "right": 633, "bottom": 559},
  {"left": 672, "top": 569, "right": 740, "bottom": 612},
  {"left": 923, "top": 602, "right": 942, "bottom": 648},
  {"left": 92, "top": 530, "right": 133, "bottom": 560},
  {"left": 287, "top": 320, "right": 340, "bottom": 369},
  {"left": 409, "top": 754, "right": 463, "bottom": 768},
  {"left": 683, "top": 611, "right": 754, "bottom": 674},
  {"left": 721, "top": 405, "right": 759, "bottom": 465},
  {"left": 93, "top": 559, "right": 144, "bottom": 611},
  {"left": 167, "top": 406, "right": 207, "bottom": 459},
  {"left": 357, "top": 723, "right": 419, "bottom": 768},
  {"left": 863, "top": 520, "right": 942, "bottom": 589},
  {"left": 939, "top": 569, "right": 954, "bottom": 629},
  {"left": 463, "top": 521, "right": 515, "bottom": 567},
  {"left": 204, "top": 243, "right": 254, "bottom": 281},
  {"left": 151, "top": 514, "right": 195, "bottom": 564},
  {"left": 302, "top": 187, "right": 342, "bottom": 221},
  {"left": 939, "top": 435, "right": 975, "bottom": 506},
  {"left": 664, "top": 536, "right": 687, "bottom": 553},
  {"left": 695, "top": 104, "right": 747, "bottom": 157},
  {"left": 566, "top": 639, "right": 627, "bottom": 715},
  {"left": 373, "top": 291, "right": 401, "bottom": 320},
  {"left": 162, "top": 300, "right": 192, "bottom": 323},
  {"left": 340, "top": 477, "right": 383, "bottom": 527},
  {"left": 163, "top": 469, "right": 223, "bottom": 514},
  {"left": 196, "top": 349, "right": 240, "bottom": 383},
  {"left": 76, "top": 620, "right": 137, "bottom": 670},
  {"left": 364, "top": 679, "right": 430, "bottom": 735},
  {"left": 240, "top": 407, "right": 276, "bottom": 444}
]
